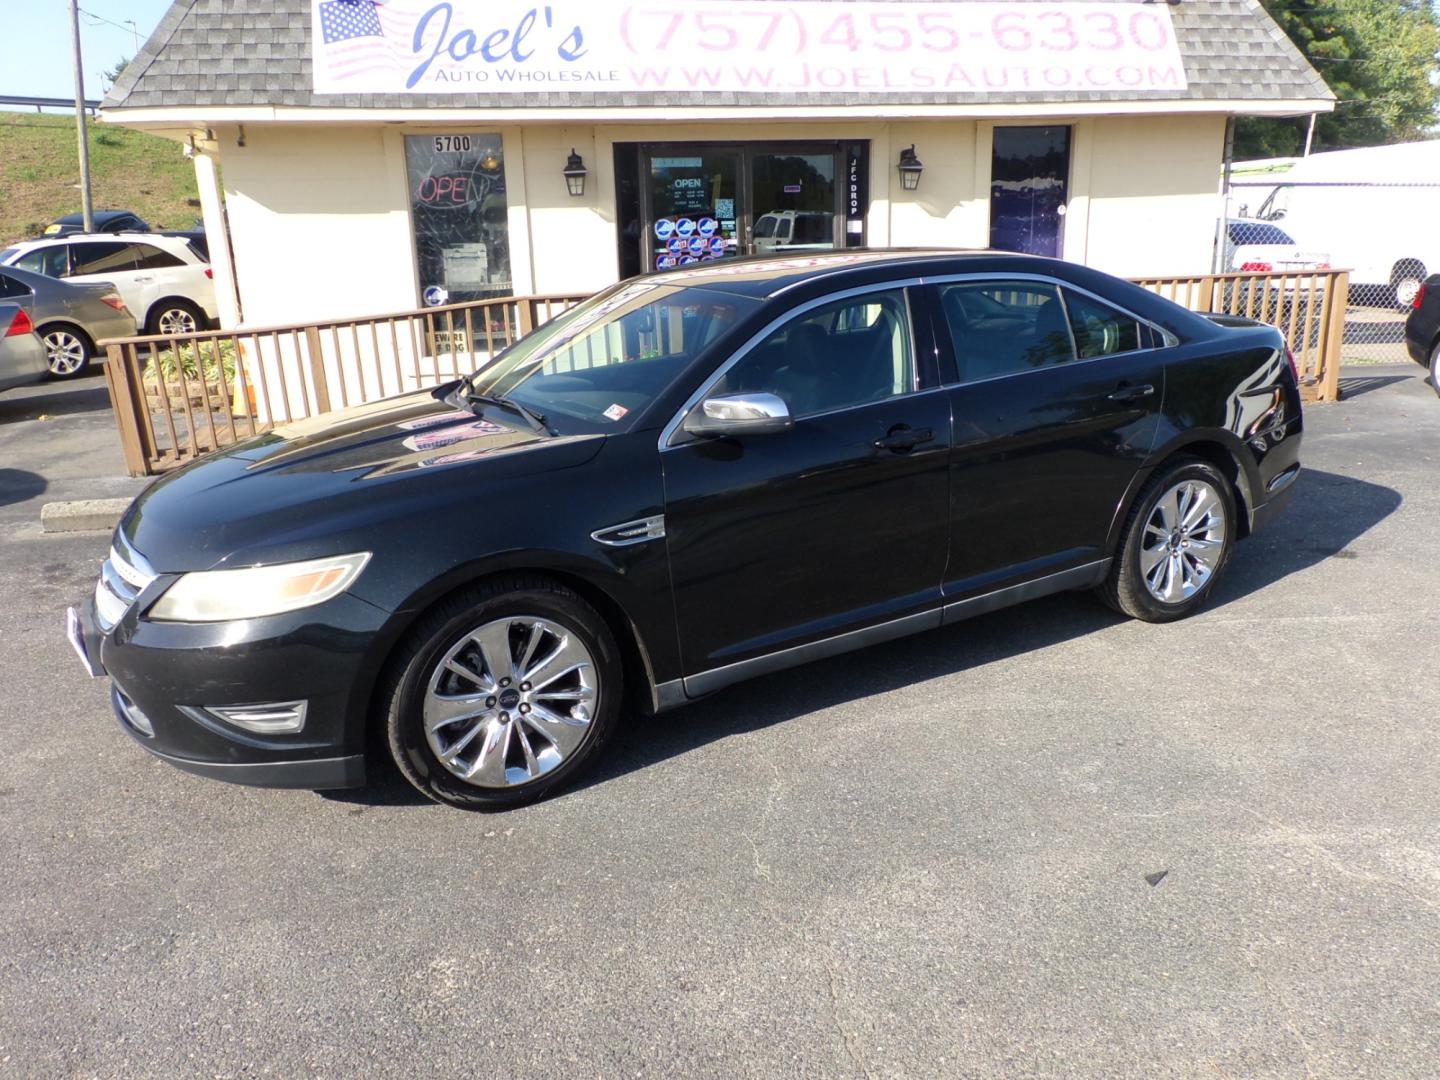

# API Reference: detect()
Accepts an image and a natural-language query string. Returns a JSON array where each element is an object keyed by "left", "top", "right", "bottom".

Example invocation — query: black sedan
[
  {"left": 69, "top": 251, "right": 1304, "bottom": 810},
  {"left": 1403, "top": 273, "right": 1440, "bottom": 395}
]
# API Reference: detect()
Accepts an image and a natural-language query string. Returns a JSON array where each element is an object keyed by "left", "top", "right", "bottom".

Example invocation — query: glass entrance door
[
  {"left": 646, "top": 150, "right": 741, "bottom": 272},
  {"left": 636, "top": 144, "right": 851, "bottom": 274},
  {"left": 989, "top": 126, "right": 1072, "bottom": 258},
  {"left": 748, "top": 150, "right": 838, "bottom": 255}
]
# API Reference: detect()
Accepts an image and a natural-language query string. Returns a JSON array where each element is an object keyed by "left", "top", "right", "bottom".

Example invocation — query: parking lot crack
[{"left": 824, "top": 959, "right": 874, "bottom": 1080}]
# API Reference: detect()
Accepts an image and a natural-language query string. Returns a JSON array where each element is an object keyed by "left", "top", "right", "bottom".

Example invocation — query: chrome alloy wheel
[
  {"left": 43, "top": 330, "right": 87, "bottom": 375},
  {"left": 1140, "top": 479, "right": 1227, "bottom": 604},
  {"left": 156, "top": 307, "right": 198, "bottom": 335},
  {"left": 423, "top": 616, "right": 598, "bottom": 788}
]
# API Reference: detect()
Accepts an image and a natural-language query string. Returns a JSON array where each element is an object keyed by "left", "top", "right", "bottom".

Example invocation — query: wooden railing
[
  {"left": 1132, "top": 269, "right": 1349, "bottom": 403},
  {"left": 103, "top": 268, "right": 1351, "bottom": 477},
  {"left": 102, "top": 294, "right": 585, "bottom": 476}
]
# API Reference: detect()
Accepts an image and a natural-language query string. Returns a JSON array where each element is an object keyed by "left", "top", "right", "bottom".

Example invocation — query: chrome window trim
[
  {"left": 924, "top": 270, "right": 1179, "bottom": 389},
  {"left": 658, "top": 277, "right": 926, "bottom": 451}
]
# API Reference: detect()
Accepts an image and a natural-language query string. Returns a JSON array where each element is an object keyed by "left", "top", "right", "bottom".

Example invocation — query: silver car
[
  {"left": 0, "top": 264, "right": 136, "bottom": 379},
  {"left": 0, "top": 304, "right": 48, "bottom": 392}
]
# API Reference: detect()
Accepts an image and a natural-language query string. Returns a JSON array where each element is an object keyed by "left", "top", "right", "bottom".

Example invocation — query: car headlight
[{"left": 148, "top": 552, "right": 371, "bottom": 623}]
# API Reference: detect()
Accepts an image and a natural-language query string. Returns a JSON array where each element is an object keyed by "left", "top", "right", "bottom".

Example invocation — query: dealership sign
[{"left": 311, "top": 0, "right": 1187, "bottom": 95}]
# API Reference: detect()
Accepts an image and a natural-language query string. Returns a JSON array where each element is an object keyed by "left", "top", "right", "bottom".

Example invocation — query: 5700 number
[{"left": 433, "top": 135, "right": 473, "bottom": 153}]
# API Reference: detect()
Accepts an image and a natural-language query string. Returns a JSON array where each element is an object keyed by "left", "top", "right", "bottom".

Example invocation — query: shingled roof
[{"left": 104, "top": 0, "right": 1332, "bottom": 112}]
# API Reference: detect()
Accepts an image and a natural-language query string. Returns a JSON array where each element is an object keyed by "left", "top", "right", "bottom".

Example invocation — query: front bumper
[{"left": 69, "top": 593, "right": 379, "bottom": 790}]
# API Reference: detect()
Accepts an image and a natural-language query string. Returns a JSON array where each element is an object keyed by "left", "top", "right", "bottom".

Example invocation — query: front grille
[{"left": 94, "top": 543, "right": 156, "bottom": 632}]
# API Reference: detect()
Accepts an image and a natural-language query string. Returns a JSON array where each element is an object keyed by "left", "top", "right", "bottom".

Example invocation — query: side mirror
[{"left": 682, "top": 392, "right": 793, "bottom": 438}]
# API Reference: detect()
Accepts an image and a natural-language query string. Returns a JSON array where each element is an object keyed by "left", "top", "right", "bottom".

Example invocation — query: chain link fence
[{"left": 1222, "top": 180, "right": 1440, "bottom": 365}]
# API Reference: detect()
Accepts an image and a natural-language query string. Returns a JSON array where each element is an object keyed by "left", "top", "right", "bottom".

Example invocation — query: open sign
[{"left": 416, "top": 173, "right": 473, "bottom": 207}]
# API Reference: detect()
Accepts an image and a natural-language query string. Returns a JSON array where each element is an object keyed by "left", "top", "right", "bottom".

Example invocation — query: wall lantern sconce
[
  {"left": 563, "top": 149, "right": 588, "bottom": 197},
  {"left": 897, "top": 145, "right": 923, "bottom": 192}
]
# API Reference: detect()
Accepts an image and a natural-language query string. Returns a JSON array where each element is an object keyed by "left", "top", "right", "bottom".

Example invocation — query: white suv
[{"left": 0, "top": 233, "right": 217, "bottom": 335}]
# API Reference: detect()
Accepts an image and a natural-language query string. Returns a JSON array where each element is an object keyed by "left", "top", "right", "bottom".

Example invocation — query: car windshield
[
  {"left": 466, "top": 281, "right": 758, "bottom": 433},
  {"left": 0, "top": 248, "right": 17, "bottom": 263}
]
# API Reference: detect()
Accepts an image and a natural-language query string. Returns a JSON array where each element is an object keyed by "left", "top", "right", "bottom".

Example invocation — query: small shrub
[{"left": 144, "top": 339, "right": 238, "bottom": 385}]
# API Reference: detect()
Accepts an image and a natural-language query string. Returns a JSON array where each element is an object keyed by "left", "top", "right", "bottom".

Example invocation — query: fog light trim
[{"left": 199, "top": 701, "right": 308, "bottom": 734}]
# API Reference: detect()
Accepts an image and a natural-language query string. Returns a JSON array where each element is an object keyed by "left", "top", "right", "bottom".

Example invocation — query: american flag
[{"left": 316, "top": 0, "right": 422, "bottom": 83}]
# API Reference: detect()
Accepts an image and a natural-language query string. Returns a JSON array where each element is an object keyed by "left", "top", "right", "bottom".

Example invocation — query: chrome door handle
[
  {"left": 1107, "top": 383, "right": 1155, "bottom": 403},
  {"left": 873, "top": 427, "right": 935, "bottom": 452}
]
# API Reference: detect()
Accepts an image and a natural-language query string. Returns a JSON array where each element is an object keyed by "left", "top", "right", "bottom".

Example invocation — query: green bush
[{"left": 144, "top": 339, "right": 238, "bottom": 385}]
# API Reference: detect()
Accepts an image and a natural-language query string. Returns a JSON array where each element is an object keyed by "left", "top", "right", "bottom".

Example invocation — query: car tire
[
  {"left": 38, "top": 323, "right": 93, "bottom": 379},
  {"left": 1430, "top": 340, "right": 1440, "bottom": 398},
  {"left": 378, "top": 575, "right": 623, "bottom": 811},
  {"left": 1391, "top": 260, "right": 1426, "bottom": 311},
  {"left": 1100, "top": 458, "right": 1237, "bottom": 623},
  {"left": 146, "top": 299, "right": 206, "bottom": 336}
]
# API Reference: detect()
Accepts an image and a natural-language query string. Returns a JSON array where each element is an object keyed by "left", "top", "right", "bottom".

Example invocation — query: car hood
[{"left": 121, "top": 387, "right": 605, "bottom": 571}]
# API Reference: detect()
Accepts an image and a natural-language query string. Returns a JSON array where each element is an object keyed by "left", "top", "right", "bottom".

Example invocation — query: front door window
[
  {"left": 647, "top": 151, "right": 741, "bottom": 272},
  {"left": 990, "top": 126, "right": 1072, "bottom": 258},
  {"left": 749, "top": 151, "right": 837, "bottom": 254}
]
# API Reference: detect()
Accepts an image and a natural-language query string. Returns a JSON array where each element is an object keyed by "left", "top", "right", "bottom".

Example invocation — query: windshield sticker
[
  {"left": 602, "top": 403, "right": 629, "bottom": 422},
  {"left": 403, "top": 419, "right": 506, "bottom": 452}
]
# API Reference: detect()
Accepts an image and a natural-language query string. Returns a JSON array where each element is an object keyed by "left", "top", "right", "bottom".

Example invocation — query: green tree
[
  {"left": 104, "top": 57, "right": 130, "bottom": 90},
  {"left": 1235, "top": 0, "right": 1440, "bottom": 158}
]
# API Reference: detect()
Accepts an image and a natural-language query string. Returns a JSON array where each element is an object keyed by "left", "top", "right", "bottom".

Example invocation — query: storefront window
[{"left": 405, "top": 134, "right": 512, "bottom": 306}]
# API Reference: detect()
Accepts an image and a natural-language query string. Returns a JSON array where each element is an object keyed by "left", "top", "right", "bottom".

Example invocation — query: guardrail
[
  {"left": 1132, "top": 268, "right": 1349, "bottom": 403},
  {"left": 101, "top": 294, "right": 585, "bottom": 476},
  {"left": 0, "top": 94, "right": 101, "bottom": 114}
]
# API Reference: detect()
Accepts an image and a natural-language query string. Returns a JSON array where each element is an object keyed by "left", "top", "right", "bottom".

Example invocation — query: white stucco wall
[
  {"left": 209, "top": 113, "right": 1226, "bottom": 328},
  {"left": 1080, "top": 114, "right": 1227, "bottom": 278},
  {"left": 217, "top": 124, "right": 416, "bottom": 326}
]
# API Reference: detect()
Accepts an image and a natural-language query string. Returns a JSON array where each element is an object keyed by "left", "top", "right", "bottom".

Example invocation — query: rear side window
[
  {"left": 938, "top": 281, "right": 1075, "bottom": 382},
  {"left": 15, "top": 246, "right": 69, "bottom": 278},
  {"left": 0, "top": 273, "right": 32, "bottom": 299},
  {"left": 71, "top": 242, "right": 138, "bottom": 276},
  {"left": 1062, "top": 290, "right": 1143, "bottom": 359},
  {"left": 133, "top": 244, "right": 186, "bottom": 270}
]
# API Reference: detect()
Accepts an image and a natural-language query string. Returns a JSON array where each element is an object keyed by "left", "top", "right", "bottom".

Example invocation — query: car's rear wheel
[
  {"left": 1430, "top": 340, "right": 1440, "bottom": 398},
  {"left": 379, "top": 576, "right": 622, "bottom": 810},
  {"left": 38, "top": 324, "right": 92, "bottom": 379},
  {"left": 1101, "top": 459, "right": 1236, "bottom": 622},
  {"left": 147, "top": 299, "right": 205, "bottom": 336}
]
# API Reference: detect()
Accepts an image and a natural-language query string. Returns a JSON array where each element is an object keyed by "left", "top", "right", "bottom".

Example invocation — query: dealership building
[{"left": 103, "top": 0, "right": 1331, "bottom": 330}]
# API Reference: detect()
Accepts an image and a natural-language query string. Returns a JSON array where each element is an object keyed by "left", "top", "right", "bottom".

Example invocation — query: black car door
[
  {"left": 932, "top": 277, "right": 1166, "bottom": 600},
  {"left": 661, "top": 285, "right": 952, "bottom": 682}
]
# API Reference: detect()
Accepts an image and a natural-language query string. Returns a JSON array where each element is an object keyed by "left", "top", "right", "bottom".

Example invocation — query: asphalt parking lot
[{"left": 1, "top": 365, "right": 1437, "bottom": 1078}]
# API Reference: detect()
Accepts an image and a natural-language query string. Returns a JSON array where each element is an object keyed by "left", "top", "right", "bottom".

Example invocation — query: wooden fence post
[
  {"left": 1196, "top": 275, "right": 1216, "bottom": 312},
  {"left": 1318, "top": 271, "right": 1348, "bottom": 403},
  {"left": 303, "top": 325, "right": 330, "bottom": 415},
  {"left": 102, "top": 344, "right": 150, "bottom": 477}
]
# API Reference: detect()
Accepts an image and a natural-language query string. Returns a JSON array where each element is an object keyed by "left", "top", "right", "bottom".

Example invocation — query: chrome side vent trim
[{"left": 591, "top": 515, "right": 666, "bottom": 547}]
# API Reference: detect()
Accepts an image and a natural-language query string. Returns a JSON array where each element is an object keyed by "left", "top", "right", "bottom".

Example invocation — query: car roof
[
  {"left": 11, "top": 231, "right": 185, "bottom": 247},
  {"left": 52, "top": 210, "right": 142, "bottom": 224},
  {"left": 651, "top": 248, "right": 1042, "bottom": 298}
]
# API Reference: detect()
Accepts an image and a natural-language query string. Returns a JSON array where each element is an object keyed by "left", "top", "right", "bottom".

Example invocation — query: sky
[{"left": 1, "top": 0, "right": 175, "bottom": 101}]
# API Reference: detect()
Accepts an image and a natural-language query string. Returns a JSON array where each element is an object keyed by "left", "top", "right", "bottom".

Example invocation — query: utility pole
[
  {"left": 69, "top": 0, "right": 94, "bottom": 232},
  {"left": 1303, "top": 113, "right": 1318, "bottom": 158}
]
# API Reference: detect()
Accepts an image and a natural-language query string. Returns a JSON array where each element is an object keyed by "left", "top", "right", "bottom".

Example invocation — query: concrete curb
[{"left": 40, "top": 499, "right": 130, "bottom": 534}]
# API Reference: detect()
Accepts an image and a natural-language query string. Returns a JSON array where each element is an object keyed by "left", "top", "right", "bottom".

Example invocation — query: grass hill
[{"left": 0, "top": 111, "right": 200, "bottom": 246}]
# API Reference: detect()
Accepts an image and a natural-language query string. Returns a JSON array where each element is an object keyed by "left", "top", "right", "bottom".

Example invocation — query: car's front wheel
[
  {"left": 1101, "top": 459, "right": 1237, "bottom": 622},
  {"left": 39, "top": 324, "right": 93, "bottom": 379},
  {"left": 379, "top": 576, "right": 622, "bottom": 810}
]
